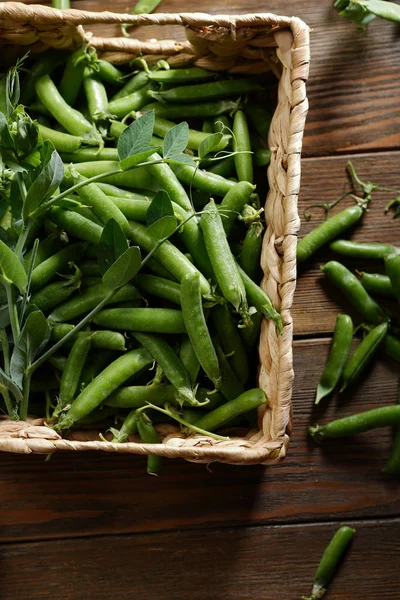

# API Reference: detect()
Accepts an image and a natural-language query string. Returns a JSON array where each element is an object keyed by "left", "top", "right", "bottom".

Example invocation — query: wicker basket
[{"left": 0, "top": 3, "right": 309, "bottom": 465}]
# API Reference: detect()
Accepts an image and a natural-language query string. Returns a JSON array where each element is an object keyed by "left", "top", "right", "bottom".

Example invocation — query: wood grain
[
  {"left": 1, "top": 518, "right": 399, "bottom": 599},
  {"left": 27, "top": 0, "right": 400, "bottom": 156},
  {"left": 1, "top": 338, "right": 398, "bottom": 543},
  {"left": 294, "top": 151, "right": 400, "bottom": 335}
]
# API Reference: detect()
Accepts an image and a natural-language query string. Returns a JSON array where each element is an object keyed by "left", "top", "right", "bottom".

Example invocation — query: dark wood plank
[
  {"left": 1, "top": 338, "right": 398, "bottom": 543},
  {"left": 32, "top": 0, "right": 400, "bottom": 156},
  {"left": 1, "top": 518, "right": 399, "bottom": 599},
  {"left": 294, "top": 151, "right": 400, "bottom": 335}
]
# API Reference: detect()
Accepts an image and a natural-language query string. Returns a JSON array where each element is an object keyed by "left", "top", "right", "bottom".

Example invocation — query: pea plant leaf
[
  {"left": 0, "top": 367, "right": 23, "bottom": 403},
  {"left": 163, "top": 122, "right": 189, "bottom": 160},
  {"left": 146, "top": 190, "right": 174, "bottom": 225},
  {"left": 147, "top": 215, "right": 177, "bottom": 240},
  {"left": 198, "top": 132, "right": 223, "bottom": 159},
  {"left": 98, "top": 218, "right": 129, "bottom": 276},
  {"left": 9, "top": 174, "right": 23, "bottom": 220},
  {"left": 118, "top": 111, "right": 157, "bottom": 170},
  {"left": 23, "top": 141, "right": 64, "bottom": 221},
  {"left": 146, "top": 190, "right": 177, "bottom": 239},
  {"left": 165, "top": 152, "right": 197, "bottom": 168},
  {"left": 102, "top": 245, "right": 142, "bottom": 290},
  {"left": 0, "top": 238, "right": 27, "bottom": 293},
  {"left": 10, "top": 310, "right": 50, "bottom": 388}
]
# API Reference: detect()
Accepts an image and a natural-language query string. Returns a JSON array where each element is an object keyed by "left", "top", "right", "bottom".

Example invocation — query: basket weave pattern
[{"left": 0, "top": 3, "right": 309, "bottom": 465}]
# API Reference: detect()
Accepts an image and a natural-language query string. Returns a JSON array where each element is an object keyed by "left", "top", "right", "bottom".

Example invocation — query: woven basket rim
[{"left": 0, "top": 5, "right": 310, "bottom": 465}]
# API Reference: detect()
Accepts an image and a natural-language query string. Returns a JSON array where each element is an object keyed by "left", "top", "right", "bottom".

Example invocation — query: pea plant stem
[
  {"left": 4, "top": 282, "right": 20, "bottom": 344},
  {"left": 27, "top": 288, "right": 117, "bottom": 375}
]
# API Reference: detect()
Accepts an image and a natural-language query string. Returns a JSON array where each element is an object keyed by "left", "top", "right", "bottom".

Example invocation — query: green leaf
[
  {"left": 0, "top": 367, "right": 23, "bottom": 404},
  {"left": 119, "top": 147, "right": 159, "bottom": 171},
  {"left": 10, "top": 310, "right": 50, "bottom": 388},
  {"left": 102, "top": 246, "right": 141, "bottom": 290},
  {"left": 147, "top": 215, "right": 177, "bottom": 240},
  {"left": 198, "top": 132, "right": 223, "bottom": 159},
  {"left": 23, "top": 141, "right": 64, "bottom": 221},
  {"left": 146, "top": 190, "right": 173, "bottom": 226},
  {"left": 0, "top": 239, "right": 27, "bottom": 293},
  {"left": 98, "top": 218, "right": 129, "bottom": 276},
  {"left": 0, "top": 112, "right": 14, "bottom": 151},
  {"left": 117, "top": 111, "right": 155, "bottom": 162},
  {"left": 166, "top": 153, "right": 197, "bottom": 168},
  {"left": 163, "top": 122, "right": 189, "bottom": 159}
]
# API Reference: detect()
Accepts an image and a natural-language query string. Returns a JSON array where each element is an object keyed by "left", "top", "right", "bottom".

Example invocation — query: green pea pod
[
  {"left": 134, "top": 274, "right": 181, "bottom": 305},
  {"left": 148, "top": 68, "right": 215, "bottom": 84},
  {"left": 35, "top": 75, "right": 102, "bottom": 146},
  {"left": 129, "top": 221, "right": 212, "bottom": 297},
  {"left": 98, "top": 183, "right": 153, "bottom": 202},
  {"left": 137, "top": 413, "right": 162, "bottom": 475},
  {"left": 50, "top": 207, "right": 103, "bottom": 245},
  {"left": 238, "top": 221, "right": 264, "bottom": 280},
  {"left": 360, "top": 272, "right": 395, "bottom": 297},
  {"left": 57, "top": 335, "right": 92, "bottom": 415},
  {"left": 385, "top": 252, "right": 400, "bottom": 305},
  {"left": 50, "top": 325, "right": 127, "bottom": 352},
  {"left": 133, "top": 332, "right": 201, "bottom": 407},
  {"left": 340, "top": 322, "right": 388, "bottom": 392},
  {"left": 171, "top": 163, "right": 236, "bottom": 197},
  {"left": 106, "top": 384, "right": 178, "bottom": 409},
  {"left": 208, "top": 155, "right": 236, "bottom": 179},
  {"left": 110, "top": 71, "right": 149, "bottom": 102},
  {"left": 38, "top": 123, "right": 82, "bottom": 153},
  {"left": 303, "top": 526, "right": 356, "bottom": 600},
  {"left": 254, "top": 148, "right": 271, "bottom": 167},
  {"left": 233, "top": 110, "right": 253, "bottom": 184},
  {"left": 195, "top": 388, "right": 266, "bottom": 432},
  {"left": 244, "top": 104, "right": 271, "bottom": 141},
  {"left": 321, "top": 261, "right": 387, "bottom": 325},
  {"left": 315, "top": 314, "right": 353, "bottom": 405},
  {"left": 30, "top": 264, "right": 82, "bottom": 313},
  {"left": 214, "top": 342, "right": 245, "bottom": 402},
  {"left": 49, "top": 283, "right": 140, "bottom": 322},
  {"left": 383, "top": 333, "right": 400, "bottom": 361},
  {"left": 79, "top": 350, "right": 114, "bottom": 389},
  {"left": 30, "top": 242, "right": 87, "bottom": 291},
  {"left": 330, "top": 239, "right": 398, "bottom": 259},
  {"left": 152, "top": 115, "right": 230, "bottom": 151},
  {"left": 68, "top": 172, "right": 131, "bottom": 236},
  {"left": 211, "top": 303, "right": 249, "bottom": 385},
  {"left": 24, "top": 235, "right": 62, "bottom": 271},
  {"left": 297, "top": 205, "right": 364, "bottom": 264},
  {"left": 236, "top": 263, "right": 283, "bottom": 334},
  {"left": 179, "top": 336, "right": 201, "bottom": 386},
  {"left": 59, "top": 46, "right": 89, "bottom": 106},
  {"left": 218, "top": 181, "right": 256, "bottom": 235},
  {"left": 56, "top": 347, "right": 153, "bottom": 429},
  {"left": 150, "top": 79, "right": 263, "bottom": 104},
  {"left": 107, "top": 83, "right": 152, "bottom": 119},
  {"left": 112, "top": 410, "right": 139, "bottom": 443},
  {"left": 145, "top": 257, "right": 177, "bottom": 281},
  {"left": 21, "top": 50, "right": 67, "bottom": 105},
  {"left": 96, "top": 60, "right": 125, "bottom": 87},
  {"left": 141, "top": 99, "right": 239, "bottom": 120},
  {"left": 383, "top": 386, "right": 400, "bottom": 475},
  {"left": 309, "top": 404, "right": 400, "bottom": 442},
  {"left": 181, "top": 272, "right": 221, "bottom": 389},
  {"left": 93, "top": 308, "right": 187, "bottom": 334},
  {"left": 83, "top": 71, "right": 112, "bottom": 121},
  {"left": 201, "top": 200, "right": 251, "bottom": 324}
]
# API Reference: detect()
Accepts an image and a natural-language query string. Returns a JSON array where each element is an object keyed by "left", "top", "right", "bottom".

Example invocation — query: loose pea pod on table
[
  {"left": 315, "top": 314, "right": 353, "bottom": 405},
  {"left": 383, "top": 384, "right": 400, "bottom": 475},
  {"left": 384, "top": 252, "right": 400, "bottom": 305},
  {"left": 302, "top": 526, "right": 356, "bottom": 600},
  {"left": 340, "top": 322, "right": 388, "bottom": 392}
]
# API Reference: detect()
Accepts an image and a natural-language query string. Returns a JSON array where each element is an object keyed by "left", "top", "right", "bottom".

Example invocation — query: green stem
[
  {"left": 0, "top": 329, "right": 10, "bottom": 375},
  {"left": 146, "top": 402, "right": 230, "bottom": 441},
  {"left": 19, "top": 373, "right": 31, "bottom": 421},
  {"left": 28, "top": 289, "right": 116, "bottom": 375},
  {"left": 4, "top": 282, "right": 20, "bottom": 344},
  {"left": 14, "top": 220, "right": 33, "bottom": 259},
  {"left": 20, "top": 238, "right": 39, "bottom": 320}
]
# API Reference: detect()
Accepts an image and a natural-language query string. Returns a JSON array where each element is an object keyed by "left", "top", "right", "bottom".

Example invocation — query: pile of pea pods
[
  {"left": 3, "top": 46, "right": 284, "bottom": 471},
  {"left": 298, "top": 162, "right": 400, "bottom": 475}
]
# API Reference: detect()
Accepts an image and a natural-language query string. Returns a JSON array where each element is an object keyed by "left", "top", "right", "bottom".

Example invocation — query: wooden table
[{"left": 1, "top": 1, "right": 400, "bottom": 598}]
